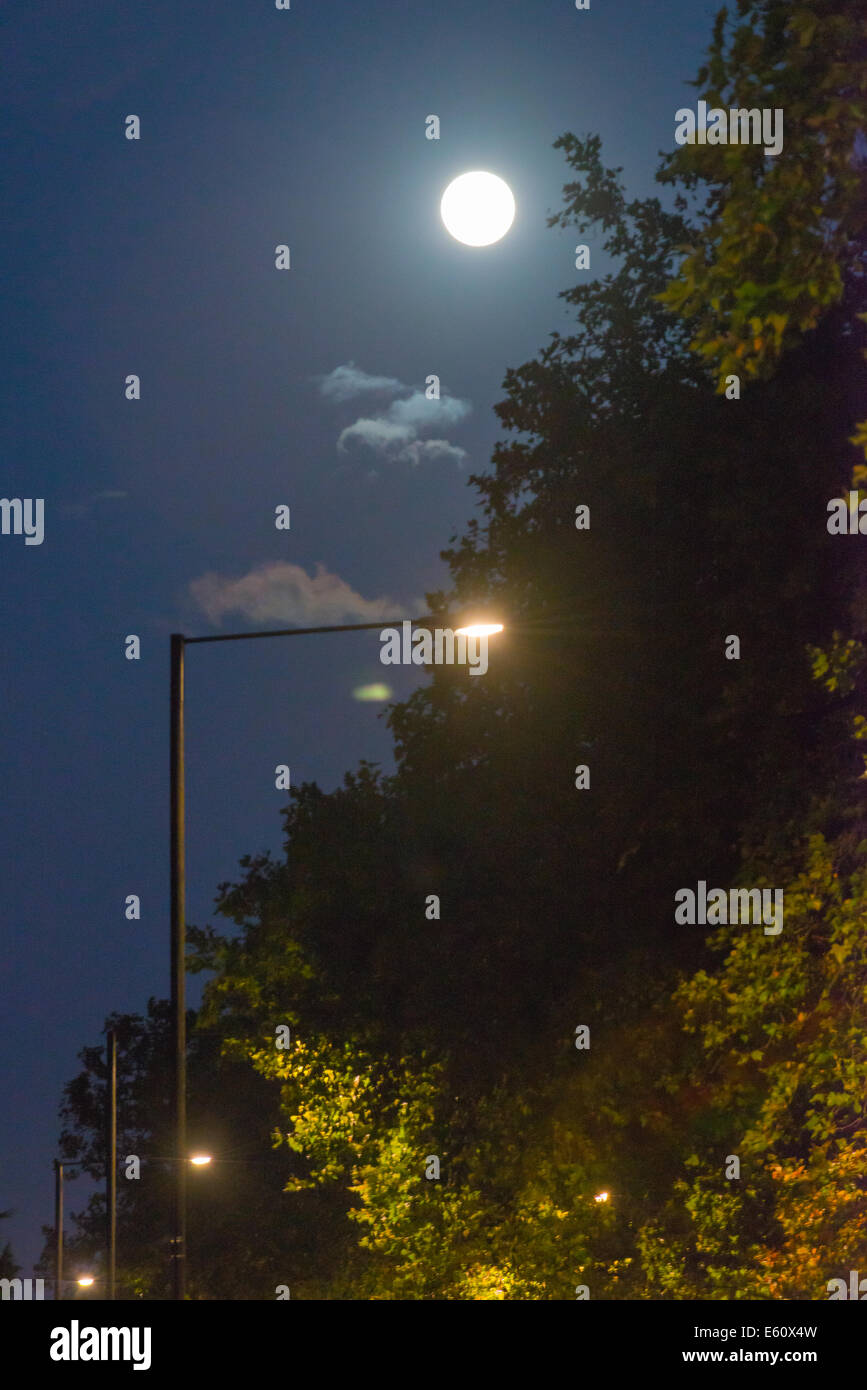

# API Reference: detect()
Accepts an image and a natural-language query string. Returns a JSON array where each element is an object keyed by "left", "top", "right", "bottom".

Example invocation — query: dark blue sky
[{"left": 1, "top": 0, "right": 718, "bottom": 1273}]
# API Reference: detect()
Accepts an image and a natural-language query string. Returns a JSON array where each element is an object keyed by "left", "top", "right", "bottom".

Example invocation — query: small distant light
[
  {"left": 594, "top": 1191, "right": 609, "bottom": 1203},
  {"left": 77, "top": 1275, "right": 95, "bottom": 1287},
  {"left": 353, "top": 683, "right": 392, "bottom": 702},
  {"left": 190, "top": 1154, "right": 212, "bottom": 1166},
  {"left": 454, "top": 623, "right": 504, "bottom": 638}
]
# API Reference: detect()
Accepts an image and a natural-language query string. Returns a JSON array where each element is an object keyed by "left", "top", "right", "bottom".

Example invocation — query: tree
[
  {"left": 631, "top": 0, "right": 867, "bottom": 1299},
  {"left": 637, "top": 815, "right": 867, "bottom": 1298},
  {"left": 657, "top": 0, "right": 867, "bottom": 388},
  {"left": 0, "top": 1210, "right": 20, "bottom": 1281}
]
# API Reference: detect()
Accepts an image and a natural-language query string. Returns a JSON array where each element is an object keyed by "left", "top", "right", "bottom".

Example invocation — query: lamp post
[
  {"left": 106, "top": 1028, "right": 117, "bottom": 1300},
  {"left": 53, "top": 1027, "right": 118, "bottom": 1303},
  {"left": 169, "top": 634, "right": 186, "bottom": 1303},
  {"left": 168, "top": 614, "right": 502, "bottom": 1299},
  {"left": 53, "top": 1160, "right": 63, "bottom": 1302},
  {"left": 53, "top": 1160, "right": 86, "bottom": 1302}
]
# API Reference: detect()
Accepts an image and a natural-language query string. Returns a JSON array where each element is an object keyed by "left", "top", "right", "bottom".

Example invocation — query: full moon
[{"left": 440, "top": 171, "right": 515, "bottom": 247}]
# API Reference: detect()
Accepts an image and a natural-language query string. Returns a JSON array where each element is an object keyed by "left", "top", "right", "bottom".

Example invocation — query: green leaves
[
  {"left": 808, "top": 634, "right": 866, "bottom": 697},
  {"left": 658, "top": 0, "right": 867, "bottom": 390}
]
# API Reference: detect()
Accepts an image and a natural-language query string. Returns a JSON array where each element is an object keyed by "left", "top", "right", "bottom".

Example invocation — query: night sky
[{"left": 2, "top": 0, "right": 718, "bottom": 1274}]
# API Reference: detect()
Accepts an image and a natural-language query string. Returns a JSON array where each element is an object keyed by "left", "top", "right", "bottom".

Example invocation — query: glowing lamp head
[
  {"left": 594, "top": 1191, "right": 610, "bottom": 1204},
  {"left": 190, "top": 1154, "right": 212, "bottom": 1166},
  {"left": 77, "top": 1275, "right": 95, "bottom": 1287},
  {"left": 454, "top": 622, "right": 504, "bottom": 639}
]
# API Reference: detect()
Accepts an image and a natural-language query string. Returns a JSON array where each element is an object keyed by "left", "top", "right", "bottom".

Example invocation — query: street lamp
[
  {"left": 53, "top": 1160, "right": 82, "bottom": 1302},
  {"left": 53, "top": 1164, "right": 111, "bottom": 1302},
  {"left": 54, "top": 1026, "right": 118, "bottom": 1303},
  {"left": 454, "top": 622, "right": 504, "bottom": 638},
  {"left": 168, "top": 614, "right": 503, "bottom": 1298}
]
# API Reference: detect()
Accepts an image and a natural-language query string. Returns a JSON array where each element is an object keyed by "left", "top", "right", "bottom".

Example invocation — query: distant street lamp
[
  {"left": 54, "top": 1026, "right": 118, "bottom": 1303},
  {"left": 53, "top": 1160, "right": 81, "bottom": 1302},
  {"left": 52, "top": 1165, "right": 106, "bottom": 1302}
]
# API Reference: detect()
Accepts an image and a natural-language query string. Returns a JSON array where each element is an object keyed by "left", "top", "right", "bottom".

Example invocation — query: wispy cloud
[
  {"left": 386, "top": 391, "right": 471, "bottom": 430},
  {"left": 337, "top": 419, "right": 416, "bottom": 453},
  {"left": 319, "top": 363, "right": 471, "bottom": 469},
  {"left": 401, "top": 439, "right": 467, "bottom": 468},
  {"left": 189, "top": 561, "right": 406, "bottom": 627}
]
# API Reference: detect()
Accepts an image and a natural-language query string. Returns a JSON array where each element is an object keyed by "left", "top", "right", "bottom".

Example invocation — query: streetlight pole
[
  {"left": 170, "top": 634, "right": 186, "bottom": 1301},
  {"left": 53, "top": 1161, "right": 88, "bottom": 1301},
  {"left": 52, "top": 1157, "right": 108, "bottom": 1302},
  {"left": 106, "top": 1028, "right": 117, "bottom": 1300},
  {"left": 54, "top": 1160, "right": 63, "bottom": 1302}
]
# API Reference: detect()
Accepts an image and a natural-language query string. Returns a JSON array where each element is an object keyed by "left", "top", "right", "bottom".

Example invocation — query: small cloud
[
  {"left": 386, "top": 392, "right": 471, "bottom": 430},
  {"left": 399, "top": 439, "right": 467, "bottom": 468},
  {"left": 189, "top": 561, "right": 405, "bottom": 628},
  {"left": 316, "top": 363, "right": 405, "bottom": 403},
  {"left": 337, "top": 418, "right": 416, "bottom": 454}
]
